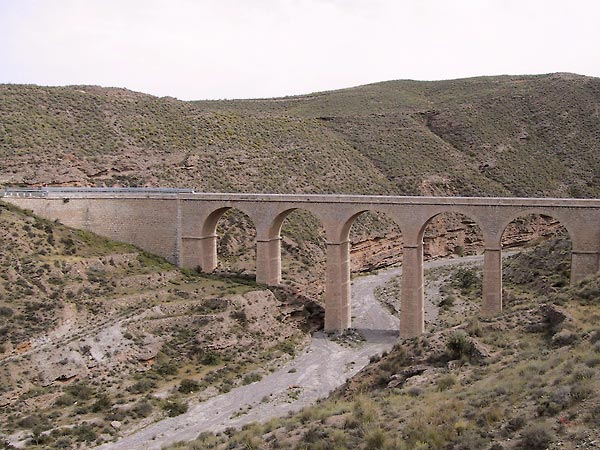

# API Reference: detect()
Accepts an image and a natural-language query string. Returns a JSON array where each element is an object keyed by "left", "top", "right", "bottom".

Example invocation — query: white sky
[{"left": 1, "top": 0, "right": 599, "bottom": 100}]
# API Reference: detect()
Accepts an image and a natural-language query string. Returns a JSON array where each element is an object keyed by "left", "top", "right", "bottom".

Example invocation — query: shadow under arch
[{"left": 500, "top": 212, "right": 572, "bottom": 303}]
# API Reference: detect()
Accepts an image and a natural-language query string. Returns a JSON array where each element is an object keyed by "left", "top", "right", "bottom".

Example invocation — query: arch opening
[
  {"left": 214, "top": 208, "right": 257, "bottom": 276},
  {"left": 279, "top": 209, "right": 327, "bottom": 299},
  {"left": 346, "top": 210, "right": 403, "bottom": 334},
  {"left": 501, "top": 213, "right": 571, "bottom": 308},
  {"left": 419, "top": 212, "right": 485, "bottom": 329},
  {"left": 348, "top": 210, "right": 404, "bottom": 274}
]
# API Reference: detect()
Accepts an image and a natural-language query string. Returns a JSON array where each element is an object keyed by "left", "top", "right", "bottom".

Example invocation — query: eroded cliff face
[
  {"left": 351, "top": 233, "right": 404, "bottom": 272},
  {"left": 349, "top": 214, "right": 565, "bottom": 273}
]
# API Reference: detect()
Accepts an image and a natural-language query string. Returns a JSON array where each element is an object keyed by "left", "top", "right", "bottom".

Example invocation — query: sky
[{"left": 1, "top": 0, "right": 599, "bottom": 100}]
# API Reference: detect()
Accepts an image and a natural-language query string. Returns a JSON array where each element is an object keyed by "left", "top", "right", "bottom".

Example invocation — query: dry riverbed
[{"left": 98, "top": 255, "right": 488, "bottom": 450}]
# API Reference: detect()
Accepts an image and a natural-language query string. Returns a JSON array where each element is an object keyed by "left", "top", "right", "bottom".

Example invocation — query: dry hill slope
[
  {"left": 2, "top": 73, "right": 599, "bottom": 198},
  {"left": 0, "top": 201, "right": 317, "bottom": 449},
  {"left": 196, "top": 73, "right": 600, "bottom": 197}
]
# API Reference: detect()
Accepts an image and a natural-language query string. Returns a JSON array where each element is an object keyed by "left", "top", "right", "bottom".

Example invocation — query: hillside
[
  {"left": 1, "top": 73, "right": 599, "bottom": 198},
  {"left": 0, "top": 202, "right": 317, "bottom": 448},
  {"left": 1, "top": 74, "right": 599, "bottom": 449},
  {"left": 197, "top": 73, "right": 600, "bottom": 197}
]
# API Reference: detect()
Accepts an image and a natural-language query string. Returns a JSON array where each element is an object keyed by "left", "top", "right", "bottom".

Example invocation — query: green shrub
[
  {"left": 133, "top": 401, "right": 153, "bottom": 418},
  {"left": 242, "top": 373, "right": 262, "bottom": 385},
  {"left": 162, "top": 400, "right": 188, "bottom": 417},
  {"left": 90, "top": 394, "right": 111, "bottom": 413},
  {"left": 446, "top": 330, "right": 473, "bottom": 360},
  {"left": 128, "top": 378, "right": 157, "bottom": 394},
  {"left": 72, "top": 423, "right": 97, "bottom": 442},
  {"left": 436, "top": 375, "right": 457, "bottom": 391},
  {"left": 178, "top": 379, "right": 200, "bottom": 394},
  {"left": 201, "top": 350, "right": 221, "bottom": 365},
  {"left": 364, "top": 427, "right": 387, "bottom": 449},
  {"left": 65, "top": 382, "right": 94, "bottom": 400}
]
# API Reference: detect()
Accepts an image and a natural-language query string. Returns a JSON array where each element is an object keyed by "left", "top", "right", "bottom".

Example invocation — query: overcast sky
[{"left": 1, "top": 0, "right": 599, "bottom": 100}]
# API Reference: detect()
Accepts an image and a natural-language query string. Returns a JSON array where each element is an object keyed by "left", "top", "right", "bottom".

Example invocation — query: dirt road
[{"left": 98, "top": 255, "right": 485, "bottom": 450}]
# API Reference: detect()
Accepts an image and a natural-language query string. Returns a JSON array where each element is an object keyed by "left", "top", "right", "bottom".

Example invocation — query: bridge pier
[
  {"left": 256, "top": 237, "right": 282, "bottom": 285},
  {"left": 400, "top": 244, "right": 424, "bottom": 338},
  {"left": 197, "top": 235, "right": 219, "bottom": 272},
  {"left": 324, "top": 241, "right": 351, "bottom": 332},
  {"left": 181, "top": 234, "right": 218, "bottom": 272},
  {"left": 482, "top": 247, "right": 503, "bottom": 314},
  {"left": 571, "top": 250, "right": 600, "bottom": 283},
  {"left": 179, "top": 235, "right": 217, "bottom": 272}
]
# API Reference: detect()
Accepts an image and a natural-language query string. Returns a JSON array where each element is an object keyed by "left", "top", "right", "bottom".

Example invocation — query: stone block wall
[{"left": 3, "top": 197, "right": 179, "bottom": 264}]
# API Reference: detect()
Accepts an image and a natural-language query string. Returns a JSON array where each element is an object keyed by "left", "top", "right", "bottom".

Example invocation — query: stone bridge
[{"left": 2, "top": 188, "right": 600, "bottom": 337}]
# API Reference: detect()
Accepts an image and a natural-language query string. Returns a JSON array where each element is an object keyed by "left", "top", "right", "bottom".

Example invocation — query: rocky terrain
[
  {"left": 169, "top": 238, "right": 600, "bottom": 450},
  {"left": 0, "top": 202, "right": 319, "bottom": 449}
]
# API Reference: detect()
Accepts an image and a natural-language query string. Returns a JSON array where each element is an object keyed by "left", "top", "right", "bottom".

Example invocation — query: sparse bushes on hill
[{"left": 518, "top": 424, "right": 553, "bottom": 450}]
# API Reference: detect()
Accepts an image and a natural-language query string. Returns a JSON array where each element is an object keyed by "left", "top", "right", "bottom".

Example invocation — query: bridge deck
[{"left": 1, "top": 187, "right": 599, "bottom": 208}]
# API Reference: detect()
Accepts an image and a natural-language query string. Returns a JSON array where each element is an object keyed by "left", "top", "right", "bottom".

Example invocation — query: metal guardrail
[
  {"left": 0, "top": 187, "right": 195, "bottom": 197},
  {"left": 1, "top": 188, "right": 599, "bottom": 208}
]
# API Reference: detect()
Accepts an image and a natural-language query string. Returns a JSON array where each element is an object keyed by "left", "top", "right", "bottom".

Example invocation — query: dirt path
[{"left": 98, "top": 255, "right": 487, "bottom": 450}]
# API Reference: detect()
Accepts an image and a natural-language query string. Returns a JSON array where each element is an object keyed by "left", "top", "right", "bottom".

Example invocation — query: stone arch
[
  {"left": 345, "top": 209, "right": 404, "bottom": 273},
  {"left": 277, "top": 208, "right": 328, "bottom": 293},
  {"left": 181, "top": 204, "right": 258, "bottom": 274},
  {"left": 418, "top": 211, "right": 485, "bottom": 259},
  {"left": 325, "top": 207, "right": 406, "bottom": 333},
  {"left": 500, "top": 212, "right": 572, "bottom": 299},
  {"left": 415, "top": 208, "right": 487, "bottom": 249},
  {"left": 264, "top": 205, "right": 331, "bottom": 241},
  {"left": 254, "top": 205, "right": 333, "bottom": 286},
  {"left": 496, "top": 209, "right": 575, "bottom": 249}
]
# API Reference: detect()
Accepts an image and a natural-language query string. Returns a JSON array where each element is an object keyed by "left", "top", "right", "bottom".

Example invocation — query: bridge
[{"left": 2, "top": 188, "right": 600, "bottom": 337}]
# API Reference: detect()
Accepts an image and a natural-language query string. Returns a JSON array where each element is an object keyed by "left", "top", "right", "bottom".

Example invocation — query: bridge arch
[
  {"left": 347, "top": 210, "right": 404, "bottom": 273},
  {"left": 315, "top": 207, "right": 405, "bottom": 332},
  {"left": 399, "top": 210, "right": 486, "bottom": 335},
  {"left": 500, "top": 213, "right": 572, "bottom": 301},
  {"left": 279, "top": 208, "right": 327, "bottom": 291},
  {"left": 214, "top": 208, "right": 257, "bottom": 274},
  {"left": 254, "top": 206, "right": 330, "bottom": 286},
  {"left": 180, "top": 204, "right": 260, "bottom": 273},
  {"left": 418, "top": 211, "right": 484, "bottom": 259},
  {"left": 496, "top": 208, "right": 576, "bottom": 249}
]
